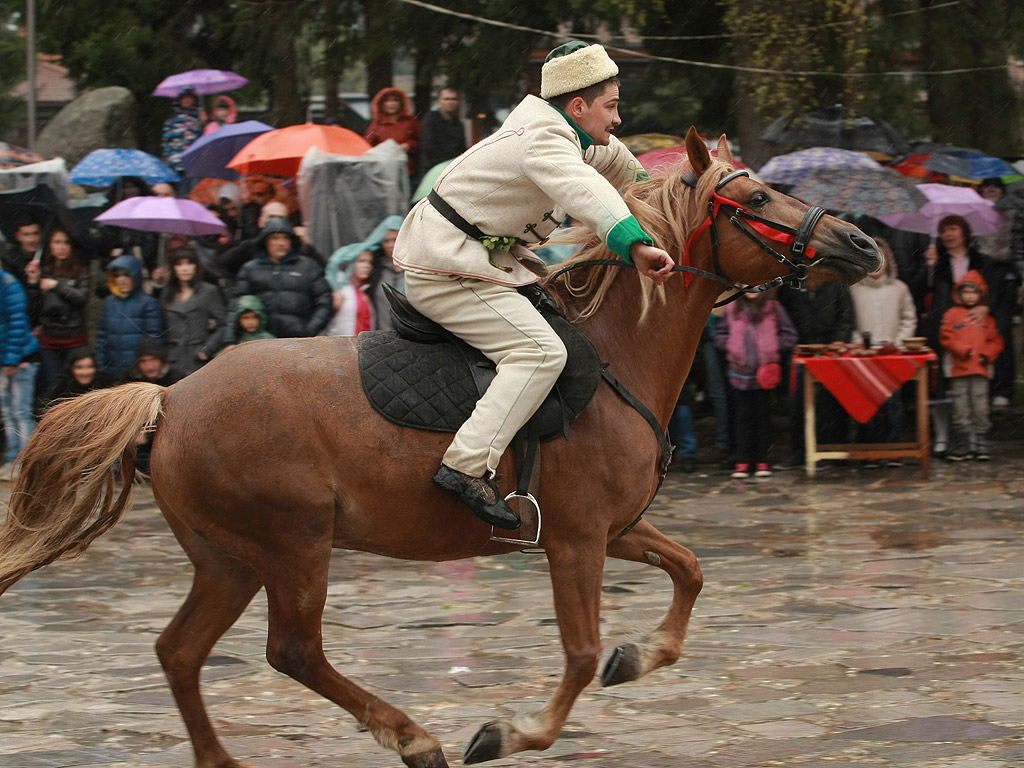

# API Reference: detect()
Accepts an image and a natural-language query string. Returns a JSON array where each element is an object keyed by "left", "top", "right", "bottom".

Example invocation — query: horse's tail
[{"left": 0, "top": 382, "right": 165, "bottom": 596}]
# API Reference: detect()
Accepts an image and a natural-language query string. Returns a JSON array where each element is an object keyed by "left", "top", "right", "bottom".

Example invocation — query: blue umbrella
[
  {"left": 180, "top": 120, "right": 274, "bottom": 180},
  {"left": 920, "top": 149, "right": 1017, "bottom": 180},
  {"left": 70, "top": 149, "right": 181, "bottom": 187}
]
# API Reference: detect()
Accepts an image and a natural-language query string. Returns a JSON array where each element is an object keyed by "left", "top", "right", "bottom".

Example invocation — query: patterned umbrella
[
  {"left": 70, "top": 149, "right": 181, "bottom": 187},
  {"left": 758, "top": 147, "right": 884, "bottom": 187},
  {"left": 94, "top": 196, "right": 227, "bottom": 236},
  {"left": 152, "top": 69, "right": 249, "bottom": 98},
  {"left": 877, "top": 183, "right": 1007, "bottom": 236},
  {"left": 180, "top": 120, "right": 274, "bottom": 180},
  {"left": 790, "top": 169, "right": 928, "bottom": 217}
]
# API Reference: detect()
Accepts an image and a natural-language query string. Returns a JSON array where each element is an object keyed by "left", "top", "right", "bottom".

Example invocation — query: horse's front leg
[
  {"left": 601, "top": 519, "right": 703, "bottom": 686},
  {"left": 463, "top": 535, "right": 606, "bottom": 764}
]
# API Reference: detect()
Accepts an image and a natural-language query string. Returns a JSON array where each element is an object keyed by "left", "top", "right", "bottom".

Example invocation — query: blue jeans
[
  {"left": 669, "top": 404, "right": 698, "bottom": 460},
  {"left": 0, "top": 361, "right": 39, "bottom": 464}
]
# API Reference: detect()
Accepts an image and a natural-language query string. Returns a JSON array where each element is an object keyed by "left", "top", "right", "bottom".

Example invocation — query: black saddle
[{"left": 358, "top": 283, "right": 602, "bottom": 442}]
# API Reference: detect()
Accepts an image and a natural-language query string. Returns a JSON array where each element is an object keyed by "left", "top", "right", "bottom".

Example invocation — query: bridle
[
  {"left": 678, "top": 168, "right": 825, "bottom": 306},
  {"left": 551, "top": 168, "right": 827, "bottom": 307}
]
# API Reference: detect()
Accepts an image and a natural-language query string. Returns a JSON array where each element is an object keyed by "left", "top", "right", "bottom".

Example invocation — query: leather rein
[{"left": 547, "top": 167, "right": 827, "bottom": 537}]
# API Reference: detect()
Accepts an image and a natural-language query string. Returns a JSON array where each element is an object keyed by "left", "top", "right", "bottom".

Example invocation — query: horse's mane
[{"left": 542, "top": 157, "right": 733, "bottom": 322}]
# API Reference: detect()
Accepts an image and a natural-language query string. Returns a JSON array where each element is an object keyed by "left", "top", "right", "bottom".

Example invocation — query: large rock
[{"left": 35, "top": 87, "right": 136, "bottom": 166}]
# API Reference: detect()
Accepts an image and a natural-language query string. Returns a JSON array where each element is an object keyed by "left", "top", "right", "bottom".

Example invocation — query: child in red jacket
[{"left": 939, "top": 269, "right": 1004, "bottom": 461}]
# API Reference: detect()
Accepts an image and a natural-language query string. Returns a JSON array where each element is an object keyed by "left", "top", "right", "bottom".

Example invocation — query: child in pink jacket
[{"left": 939, "top": 269, "right": 1004, "bottom": 461}]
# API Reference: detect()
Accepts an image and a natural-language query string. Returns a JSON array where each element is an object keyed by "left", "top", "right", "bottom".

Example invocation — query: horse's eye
[{"left": 749, "top": 191, "right": 770, "bottom": 207}]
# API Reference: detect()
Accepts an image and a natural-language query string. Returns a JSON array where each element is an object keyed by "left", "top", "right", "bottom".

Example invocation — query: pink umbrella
[
  {"left": 636, "top": 146, "right": 752, "bottom": 178},
  {"left": 877, "top": 183, "right": 1007, "bottom": 236},
  {"left": 94, "top": 197, "right": 227, "bottom": 236}
]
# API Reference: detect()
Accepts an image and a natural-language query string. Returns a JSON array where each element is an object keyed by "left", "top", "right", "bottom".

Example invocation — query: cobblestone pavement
[{"left": 1, "top": 446, "right": 1023, "bottom": 768}]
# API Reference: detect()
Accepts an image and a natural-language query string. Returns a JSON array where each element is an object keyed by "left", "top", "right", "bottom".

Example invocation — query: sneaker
[
  {"left": 975, "top": 450, "right": 991, "bottom": 461},
  {"left": 433, "top": 465, "right": 521, "bottom": 530},
  {"left": 754, "top": 462, "right": 772, "bottom": 478},
  {"left": 885, "top": 459, "right": 903, "bottom": 468},
  {"left": 731, "top": 463, "right": 751, "bottom": 479},
  {"left": 992, "top": 396, "right": 1010, "bottom": 409},
  {"left": 862, "top": 460, "right": 881, "bottom": 470}
]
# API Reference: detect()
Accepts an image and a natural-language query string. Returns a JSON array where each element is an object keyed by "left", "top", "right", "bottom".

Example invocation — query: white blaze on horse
[{"left": 0, "top": 129, "right": 881, "bottom": 768}]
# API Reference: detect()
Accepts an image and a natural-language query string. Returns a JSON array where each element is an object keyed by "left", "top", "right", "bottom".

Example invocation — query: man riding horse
[{"left": 393, "top": 41, "right": 675, "bottom": 530}]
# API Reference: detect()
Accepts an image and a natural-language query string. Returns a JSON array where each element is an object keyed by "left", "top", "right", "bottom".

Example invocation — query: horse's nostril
[{"left": 849, "top": 232, "right": 875, "bottom": 251}]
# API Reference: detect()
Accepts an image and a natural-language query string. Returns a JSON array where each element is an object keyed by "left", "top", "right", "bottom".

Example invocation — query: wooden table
[{"left": 796, "top": 351, "right": 937, "bottom": 478}]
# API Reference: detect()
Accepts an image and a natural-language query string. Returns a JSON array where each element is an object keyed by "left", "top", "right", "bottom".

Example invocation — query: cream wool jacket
[{"left": 393, "top": 94, "right": 650, "bottom": 286}]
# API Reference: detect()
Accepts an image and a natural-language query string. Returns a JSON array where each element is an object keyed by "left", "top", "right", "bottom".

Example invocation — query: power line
[{"left": 393, "top": 0, "right": 1002, "bottom": 78}]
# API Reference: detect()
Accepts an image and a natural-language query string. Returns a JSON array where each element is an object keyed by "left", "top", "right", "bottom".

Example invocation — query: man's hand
[
  {"left": 968, "top": 304, "right": 989, "bottom": 324},
  {"left": 2, "top": 366, "right": 15, "bottom": 378},
  {"left": 630, "top": 243, "right": 674, "bottom": 285},
  {"left": 23, "top": 261, "right": 40, "bottom": 284}
]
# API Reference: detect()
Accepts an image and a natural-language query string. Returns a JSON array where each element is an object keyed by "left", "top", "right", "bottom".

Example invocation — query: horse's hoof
[
  {"left": 402, "top": 746, "right": 449, "bottom": 768},
  {"left": 601, "top": 643, "right": 643, "bottom": 687},
  {"left": 463, "top": 720, "right": 506, "bottom": 764}
]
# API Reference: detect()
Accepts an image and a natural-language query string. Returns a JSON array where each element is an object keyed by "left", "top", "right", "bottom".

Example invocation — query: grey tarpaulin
[{"left": 298, "top": 140, "right": 410, "bottom": 260}]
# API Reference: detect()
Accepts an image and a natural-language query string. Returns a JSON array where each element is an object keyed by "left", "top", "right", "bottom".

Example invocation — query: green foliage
[{"left": 0, "top": 1, "right": 27, "bottom": 137}]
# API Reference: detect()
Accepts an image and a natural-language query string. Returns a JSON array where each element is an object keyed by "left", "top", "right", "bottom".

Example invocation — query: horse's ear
[
  {"left": 716, "top": 134, "right": 734, "bottom": 167},
  {"left": 685, "top": 126, "right": 712, "bottom": 177}
]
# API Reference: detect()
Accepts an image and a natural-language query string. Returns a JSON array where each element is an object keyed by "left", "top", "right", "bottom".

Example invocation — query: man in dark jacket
[
  {"left": 223, "top": 219, "right": 332, "bottom": 344},
  {"left": 418, "top": 87, "right": 466, "bottom": 178},
  {"left": 778, "top": 279, "right": 855, "bottom": 469}
]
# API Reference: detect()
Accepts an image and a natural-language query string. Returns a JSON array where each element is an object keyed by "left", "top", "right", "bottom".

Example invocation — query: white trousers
[{"left": 404, "top": 272, "right": 568, "bottom": 476}]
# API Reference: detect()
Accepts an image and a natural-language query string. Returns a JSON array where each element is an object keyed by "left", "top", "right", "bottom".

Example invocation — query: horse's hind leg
[
  {"left": 464, "top": 536, "right": 606, "bottom": 764},
  {"left": 601, "top": 519, "right": 703, "bottom": 686},
  {"left": 261, "top": 547, "right": 448, "bottom": 768},
  {"left": 154, "top": 528, "right": 264, "bottom": 768}
]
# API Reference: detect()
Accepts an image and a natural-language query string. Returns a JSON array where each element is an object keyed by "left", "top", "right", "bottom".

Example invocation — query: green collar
[{"left": 549, "top": 103, "right": 594, "bottom": 151}]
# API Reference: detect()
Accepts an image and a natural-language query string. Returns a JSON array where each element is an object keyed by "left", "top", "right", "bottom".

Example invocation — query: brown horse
[{"left": 0, "top": 130, "right": 881, "bottom": 768}]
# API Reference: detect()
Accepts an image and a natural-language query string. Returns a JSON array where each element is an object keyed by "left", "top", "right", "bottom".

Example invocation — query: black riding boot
[{"left": 433, "top": 465, "right": 521, "bottom": 530}]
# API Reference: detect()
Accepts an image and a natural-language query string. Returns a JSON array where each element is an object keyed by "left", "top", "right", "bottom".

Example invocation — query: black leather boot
[{"left": 433, "top": 465, "right": 521, "bottom": 530}]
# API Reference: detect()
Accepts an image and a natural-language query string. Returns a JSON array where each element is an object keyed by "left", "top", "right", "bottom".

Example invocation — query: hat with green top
[{"left": 541, "top": 41, "right": 619, "bottom": 99}]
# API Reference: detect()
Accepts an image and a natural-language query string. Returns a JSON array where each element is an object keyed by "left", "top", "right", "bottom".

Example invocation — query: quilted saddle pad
[{"left": 358, "top": 312, "right": 603, "bottom": 442}]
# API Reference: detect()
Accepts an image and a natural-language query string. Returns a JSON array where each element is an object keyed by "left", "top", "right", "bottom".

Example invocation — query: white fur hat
[{"left": 541, "top": 42, "right": 619, "bottom": 100}]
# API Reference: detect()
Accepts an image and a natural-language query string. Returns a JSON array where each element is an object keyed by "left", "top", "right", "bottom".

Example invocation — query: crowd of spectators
[{"left": 0, "top": 83, "right": 1020, "bottom": 481}]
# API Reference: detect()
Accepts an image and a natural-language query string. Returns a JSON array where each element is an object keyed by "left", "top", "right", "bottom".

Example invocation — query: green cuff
[{"left": 607, "top": 216, "right": 653, "bottom": 263}]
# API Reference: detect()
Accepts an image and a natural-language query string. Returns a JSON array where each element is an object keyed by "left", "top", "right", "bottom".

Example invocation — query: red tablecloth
[{"left": 795, "top": 352, "right": 936, "bottom": 424}]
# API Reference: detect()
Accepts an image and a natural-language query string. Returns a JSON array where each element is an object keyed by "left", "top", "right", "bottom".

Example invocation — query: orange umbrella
[{"left": 227, "top": 123, "right": 372, "bottom": 177}]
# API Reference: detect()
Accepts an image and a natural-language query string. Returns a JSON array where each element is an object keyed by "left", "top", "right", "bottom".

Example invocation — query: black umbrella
[
  {"left": 0, "top": 185, "right": 97, "bottom": 258},
  {"left": 760, "top": 106, "right": 912, "bottom": 157}
]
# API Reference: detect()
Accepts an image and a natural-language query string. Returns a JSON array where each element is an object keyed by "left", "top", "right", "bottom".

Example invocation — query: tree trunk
[{"left": 268, "top": 5, "right": 306, "bottom": 126}]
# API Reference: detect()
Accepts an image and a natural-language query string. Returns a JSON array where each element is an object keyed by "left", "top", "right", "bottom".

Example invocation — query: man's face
[
  {"left": 265, "top": 232, "right": 292, "bottom": 261},
  {"left": 573, "top": 83, "right": 621, "bottom": 147},
  {"left": 15, "top": 224, "right": 41, "bottom": 254},
  {"left": 438, "top": 89, "right": 459, "bottom": 117},
  {"left": 137, "top": 355, "right": 164, "bottom": 380}
]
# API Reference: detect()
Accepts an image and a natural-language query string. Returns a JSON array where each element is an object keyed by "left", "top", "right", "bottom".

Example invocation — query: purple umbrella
[
  {"left": 152, "top": 69, "right": 249, "bottom": 98},
  {"left": 180, "top": 120, "right": 274, "bottom": 180},
  {"left": 877, "top": 183, "right": 1007, "bottom": 236},
  {"left": 95, "top": 197, "right": 227, "bottom": 236}
]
